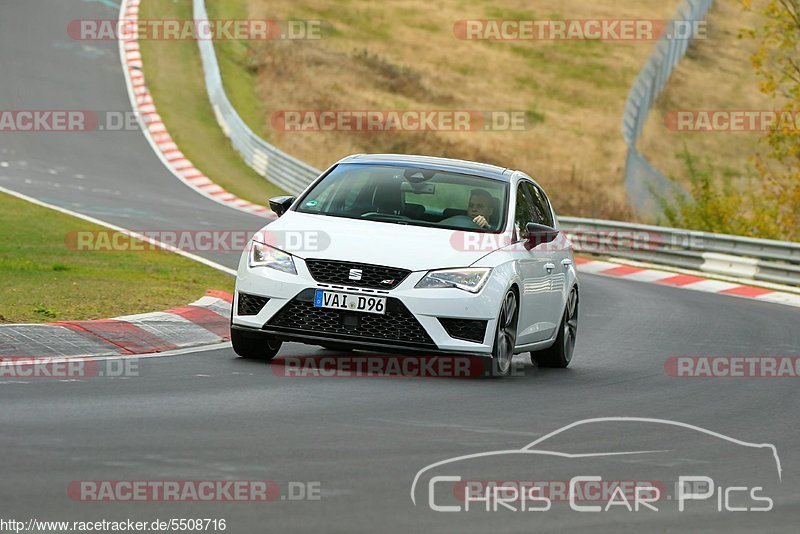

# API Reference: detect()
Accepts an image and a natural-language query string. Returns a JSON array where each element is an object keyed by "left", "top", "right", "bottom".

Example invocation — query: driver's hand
[{"left": 473, "top": 215, "right": 489, "bottom": 228}]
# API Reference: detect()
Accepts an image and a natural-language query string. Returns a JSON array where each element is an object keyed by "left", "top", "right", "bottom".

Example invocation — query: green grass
[
  {"left": 138, "top": 0, "right": 285, "bottom": 204},
  {"left": 0, "top": 193, "right": 233, "bottom": 323}
]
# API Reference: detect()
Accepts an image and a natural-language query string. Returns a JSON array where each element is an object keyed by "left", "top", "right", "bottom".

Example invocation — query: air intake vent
[
  {"left": 267, "top": 289, "right": 434, "bottom": 347},
  {"left": 238, "top": 293, "right": 269, "bottom": 315},
  {"left": 438, "top": 318, "right": 488, "bottom": 344}
]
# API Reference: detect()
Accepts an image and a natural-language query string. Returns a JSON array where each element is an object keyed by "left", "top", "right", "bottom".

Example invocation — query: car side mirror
[
  {"left": 525, "top": 222, "right": 559, "bottom": 247},
  {"left": 268, "top": 196, "right": 296, "bottom": 217}
]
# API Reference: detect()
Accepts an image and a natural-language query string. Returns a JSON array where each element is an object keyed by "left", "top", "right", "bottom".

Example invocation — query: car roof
[{"left": 337, "top": 153, "right": 519, "bottom": 182}]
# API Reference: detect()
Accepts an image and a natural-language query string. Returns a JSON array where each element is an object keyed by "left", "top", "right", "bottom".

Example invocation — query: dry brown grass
[
  {"left": 639, "top": 0, "right": 773, "bottom": 186},
  {"left": 238, "top": 0, "right": 763, "bottom": 220}
]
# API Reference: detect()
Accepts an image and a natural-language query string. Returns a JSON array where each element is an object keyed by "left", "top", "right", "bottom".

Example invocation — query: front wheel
[
  {"left": 231, "top": 328, "right": 282, "bottom": 361},
  {"left": 532, "top": 287, "right": 578, "bottom": 368},
  {"left": 486, "top": 290, "right": 519, "bottom": 378}
]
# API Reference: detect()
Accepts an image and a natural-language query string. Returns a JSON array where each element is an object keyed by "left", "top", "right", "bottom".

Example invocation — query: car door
[
  {"left": 525, "top": 182, "right": 568, "bottom": 328},
  {"left": 511, "top": 180, "right": 558, "bottom": 344}
]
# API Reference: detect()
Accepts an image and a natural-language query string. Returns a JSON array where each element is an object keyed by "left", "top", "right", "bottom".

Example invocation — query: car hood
[{"left": 260, "top": 211, "right": 493, "bottom": 271}]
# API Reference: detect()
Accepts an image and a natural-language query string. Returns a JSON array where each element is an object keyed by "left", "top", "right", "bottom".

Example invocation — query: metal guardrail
[
  {"left": 195, "top": 0, "right": 714, "bottom": 207},
  {"left": 560, "top": 217, "right": 800, "bottom": 287},
  {"left": 192, "top": 0, "right": 799, "bottom": 287},
  {"left": 621, "top": 0, "right": 714, "bottom": 215},
  {"left": 193, "top": 0, "right": 320, "bottom": 196}
]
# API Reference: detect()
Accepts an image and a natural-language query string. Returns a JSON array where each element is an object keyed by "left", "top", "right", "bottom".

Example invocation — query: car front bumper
[{"left": 232, "top": 256, "right": 508, "bottom": 355}]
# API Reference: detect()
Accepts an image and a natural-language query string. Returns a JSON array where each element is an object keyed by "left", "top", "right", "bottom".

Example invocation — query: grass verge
[
  {"left": 138, "top": 0, "right": 286, "bottom": 204},
  {"left": 0, "top": 192, "right": 233, "bottom": 323}
]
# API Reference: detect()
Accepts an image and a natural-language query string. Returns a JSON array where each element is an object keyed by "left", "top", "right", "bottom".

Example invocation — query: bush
[{"left": 657, "top": 147, "right": 784, "bottom": 239}]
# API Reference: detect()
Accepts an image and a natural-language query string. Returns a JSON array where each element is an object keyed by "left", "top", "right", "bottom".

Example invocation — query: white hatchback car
[{"left": 231, "top": 154, "right": 578, "bottom": 376}]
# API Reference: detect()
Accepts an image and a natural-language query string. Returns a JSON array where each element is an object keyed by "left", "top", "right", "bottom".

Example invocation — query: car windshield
[{"left": 295, "top": 163, "right": 508, "bottom": 233}]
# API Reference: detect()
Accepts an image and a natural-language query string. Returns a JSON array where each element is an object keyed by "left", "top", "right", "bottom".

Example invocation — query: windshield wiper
[{"left": 373, "top": 217, "right": 410, "bottom": 225}]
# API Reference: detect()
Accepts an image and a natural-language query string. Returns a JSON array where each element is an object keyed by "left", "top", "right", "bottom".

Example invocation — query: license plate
[{"left": 313, "top": 290, "right": 386, "bottom": 315}]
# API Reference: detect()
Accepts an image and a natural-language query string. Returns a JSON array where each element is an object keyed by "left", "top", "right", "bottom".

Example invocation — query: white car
[{"left": 231, "top": 154, "right": 578, "bottom": 376}]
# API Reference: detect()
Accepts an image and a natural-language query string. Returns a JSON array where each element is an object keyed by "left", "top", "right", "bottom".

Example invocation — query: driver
[{"left": 467, "top": 189, "right": 495, "bottom": 229}]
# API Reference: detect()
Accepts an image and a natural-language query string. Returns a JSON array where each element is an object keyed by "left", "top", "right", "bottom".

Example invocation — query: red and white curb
[
  {"left": 118, "top": 0, "right": 273, "bottom": 219},
  {"left": 0, "top": 290, "right": 233, "bottom": 359},
  {"left": 576, "top": 257, "right": 800, "bottom": 308}
]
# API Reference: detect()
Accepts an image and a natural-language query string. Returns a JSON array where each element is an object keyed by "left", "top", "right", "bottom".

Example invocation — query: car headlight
[
  {"left": 415, "top": 268, "right": 492, "bottom": 293},
  {"left": 248, "top": 241, "right": 296, "bottom": 274}
]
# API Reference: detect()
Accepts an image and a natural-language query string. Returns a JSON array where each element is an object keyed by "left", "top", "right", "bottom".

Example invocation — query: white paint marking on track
[
  {"left": 116, "top": 0, "right": 274, "bottom": 219},
  {"left": 0, "top": 186, "right": 235, "bottom": 276},
  {"left": 0, "top": 342, "right": 233, "bottom": 371}
]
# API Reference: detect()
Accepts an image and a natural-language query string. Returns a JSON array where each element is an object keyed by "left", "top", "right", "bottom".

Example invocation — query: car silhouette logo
[
  {"left": 348, "top": 268, "right": 363, "bottom": 281},
  {"left": 410, "top": 416, "right": 783, "bottom": 507}
]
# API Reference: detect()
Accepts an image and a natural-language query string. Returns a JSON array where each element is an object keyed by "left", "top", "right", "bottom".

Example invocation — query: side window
[
  {"left": 513, "top": 183, "right": 535, "bottom": 239},
  {"left": 526, "top": 183, "right": 554, "bottom": 227}
]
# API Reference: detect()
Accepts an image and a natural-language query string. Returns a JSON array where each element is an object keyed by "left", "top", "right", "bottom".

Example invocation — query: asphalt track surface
[{"left": 1, "top": 1, "right": 799, "bottom": 532}]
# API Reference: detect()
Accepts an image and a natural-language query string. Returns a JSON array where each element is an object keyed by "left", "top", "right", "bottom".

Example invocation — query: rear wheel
[
  {"left": 532, "top": 287, "right": 578, "bottom": 368},
  {"left": 231, "top": 328, "right": 282, "bottom": 361},
  {"left": 486, "top": 290, "right": 518, "bottom": 377}
]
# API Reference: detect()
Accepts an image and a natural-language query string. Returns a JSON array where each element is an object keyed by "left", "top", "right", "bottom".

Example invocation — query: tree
[
  {"left": 741, "top": 0, "right": 800, "bottom": 240},
  {"left": 657, "top": 147, "right": 781, "bottom": 238}
]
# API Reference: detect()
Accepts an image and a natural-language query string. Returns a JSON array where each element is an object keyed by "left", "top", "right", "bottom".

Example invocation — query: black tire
[
  {"left": 231, "top": 328, "right": 282, "bottom": 361},
  {"left": 485, "top": 289, "right": 519, "bottom": 378},
  {"left": 532, "top": 287, "right": 578, "bottom": 368}
]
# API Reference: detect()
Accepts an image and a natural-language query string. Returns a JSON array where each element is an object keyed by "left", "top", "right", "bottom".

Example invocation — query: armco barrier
[
  {"left": 194, "top": 0, "right": 713, "bottom": 207},
  {"left": 560, "top": 217, "right": 800, "bottom": 287},
  {"left": 193, "top": 0, "right": 320, "bottom": 195},
  {"left": 191, "top": 0, "right": 799, "bottom": 287},
  {"left": 621, "top": 0, "right": 714, "bottom": 215}
]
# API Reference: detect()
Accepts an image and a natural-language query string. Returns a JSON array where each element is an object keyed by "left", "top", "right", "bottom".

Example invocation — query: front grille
[
  {"left": 305, "top": 259, "right": 410, "bottom": 290},
  {"left": 238, "top": 292, "right": 270, "bottom": 315},
  {"left": 438, "top": 318, "right": 488, "bottom": 344},
  {"left": 267, "top": 289, "right": 434, "bottom": 347}
]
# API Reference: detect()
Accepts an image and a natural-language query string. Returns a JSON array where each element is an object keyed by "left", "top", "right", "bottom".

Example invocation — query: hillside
[{"left": 225, "top": 0, "right": 768, "bottom": 220}]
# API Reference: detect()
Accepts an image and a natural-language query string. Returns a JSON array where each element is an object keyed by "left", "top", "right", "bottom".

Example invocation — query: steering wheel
[{"left": 440, "top": 214, "right": 482, "bottom": 229}]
